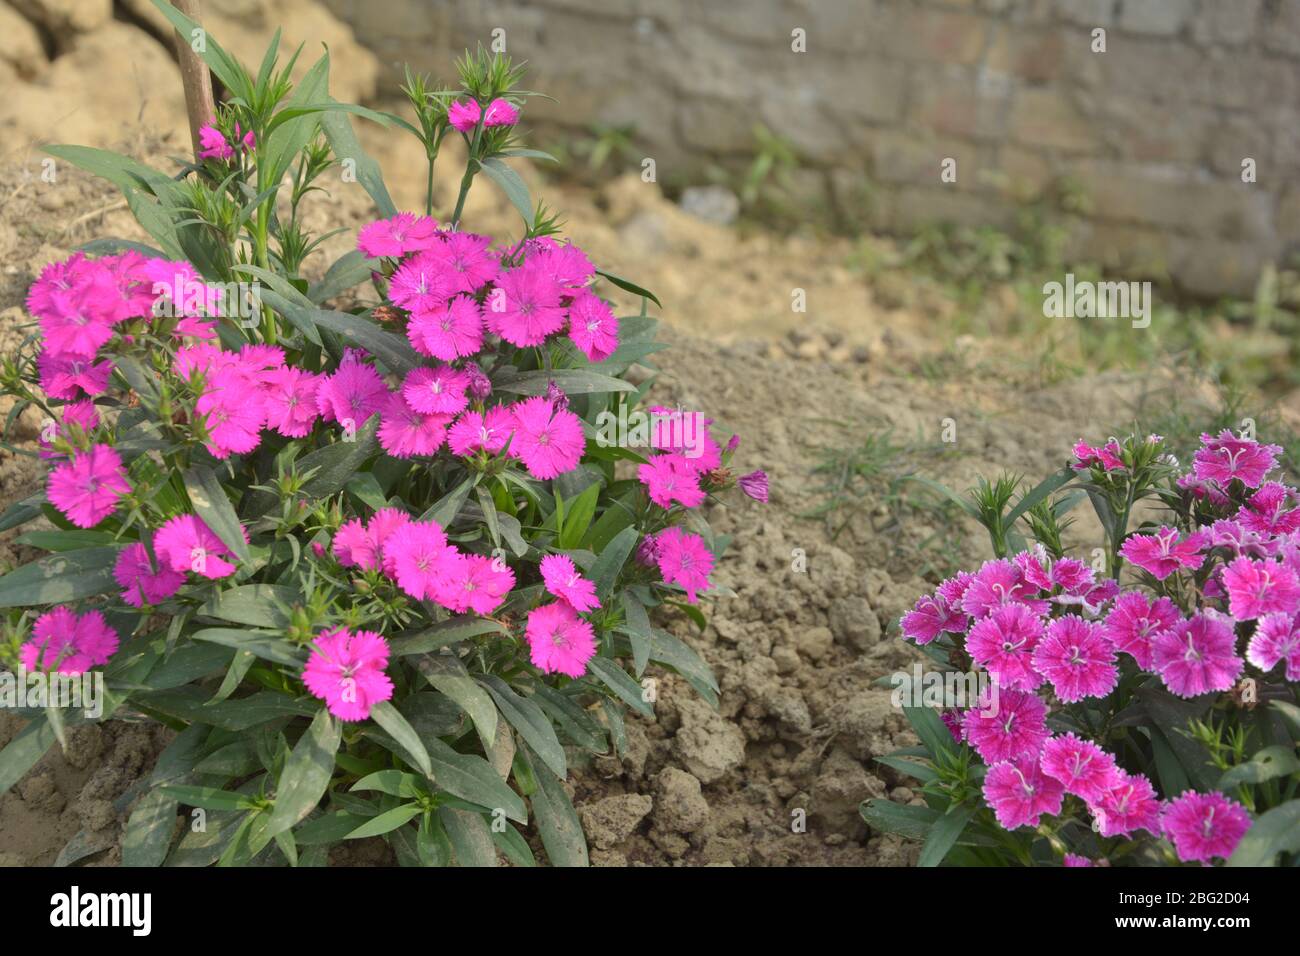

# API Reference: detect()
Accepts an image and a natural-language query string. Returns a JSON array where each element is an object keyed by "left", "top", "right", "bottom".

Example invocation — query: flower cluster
[{"left": 895, "top": 429, "right": 1298, "bottom": 865}]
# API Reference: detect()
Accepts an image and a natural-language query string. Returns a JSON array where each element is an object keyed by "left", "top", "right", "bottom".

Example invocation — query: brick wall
[{"left": 322, "top": 0, "right": 1300, "bottom": 297}]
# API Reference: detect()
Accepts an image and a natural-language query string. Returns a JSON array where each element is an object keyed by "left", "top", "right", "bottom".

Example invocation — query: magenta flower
[
  {"left": 1193, "top": 430, "right": 1281, "bottom": 489},
  {"left": 900, "top": 593, "right": 966, "bottom": 645},
  {"left": 1221, "top": 556, "right": 1300, "bottom": 620},
  {"left": 1039, "top": 733, "right": 1121, "bottom": 803},
  {"left": 261, "top": 366, "right": 321, "bottom": 438},
  {"left": 302, "top": 628, "right": 394, "bottom": 722},
  {"left": 434, "top": 553, "right": 515, "bottom": 615},
  {"left": 114, "top": 541, "right": 185, "bottom": 608},
  {"left": 390, "top": 251, "right": 453, "bottom": 314},
  {"left": 1151, "top": 610, "right": 1243, "bottom": 698},
  {"left": 532, "top": 240, "right": 596, "bottom": 288},
  {"left": 961, "top": 688, "right": 1050, "bottom": 765},
  {"left": 509, "top": 397, "right": 585, "bottom": 479},
  {"left": 423, "top": 232, "right": 499, "bottom": 295},
  {"left": 378, "top": 392, "right": 450, "bottom": 458},
  {"left": 638, "top": 453, "right": 707, "bottom": 510},
  {"left": 316, "top": 356, "right": 389, "bottom": 428},
  {"left": 370, "top": 508, "right": 413, "bottom": 575},
  {"left": 333, "top": 517, "right": 377, "bottom": 570},
  {"left": 1161, "top": 791, "right": 1252, "bottom": 864},
  {"left": 525, "top": 601, "right": 596, "bottom": 678},
  {"left": 937, "top": 571, "right": 974, "bottom": 607},
  {"left": 738, "top": 470, "right": 769, "bottom": 503},
  {"left": 1072, "top": 438, "right": 1124, "bottom": 472},
  {"left": 486, "top": 263, "right": 567, "bottom": 347},
  {"left": 47, "top": 444, "right": 130, "bottom": 528},
  {"left": 635, "top": 531, "right": 661, "bottom": 568},
  {"left": 654, "top": 526, "right": 714, "bottom": 604},
  {"left": 1247, "top": 611, "right": 1300, "bottom": 680},
  {"left": 154, "top": 514, "right": 240, "bottom": 579},
  {"left": 1101, "top": 591, "right": 1181, "bottom": 670},
  {"left": 1118, "top": 526, "right": 1208, "bottom": 580},
  {"left": 1238, "top": 482, "right": 1300, "bottom": 536},
  {"left": 197, "top": 124, "right": 235, "bottom": 161},
  {"left": 1031, "top": 615, "right": 1117, "bottom": 702},
  {"left": 960, "top": 559, "right": 1049, "bottom": 618},
  {"left": 39, "top": 399, "right": 100, "bottom": 460},
  {"left": 567, "top": 290, "right": 619, "bottom": 363},
  {"left": 409, "top": 296, "right": 484, "bottom": 360},
  {"left": 448, "top": 406, "right": 514, "bottom": 457},
  {"left": 356, "top": 212, "right": 439, "bottom": 258},
  {"left": 385, "top": 520, "right": 457, "bottom": 601},
  {"left": 966, "top": 603, "right": 1045, "bottom": 691},
  {"left": 1062, "top": 854, "right": 1095, "bottom": 867},
  {"left": 483, "top": 98, "right": 520, "bottom": 127},
  {"left": 448, "top": 97, "right": 519, "bottom": 133},
  {"left": 196, "top": 369, "right": 267, "bottom": 458},
  {"left": 402, "top": 365, "right": 470, "bottom": 416},
  {"left": 20, "top": 607, "right": 119, "bottom": 675},
  {"left": 37, "top": 352, "right": 112, "bottom": 400},
  {"left": 38, "top": 285, "right": 116, "bottom": 359},
  {"left": 1092, "top": 771, "right": 1162, "bottom": 838},
  {"left": 983, "top": 754, "right": 1065, "bottom": 830},
  {"left": 540, "top": 554, "right": 600, "bottom": 613}
]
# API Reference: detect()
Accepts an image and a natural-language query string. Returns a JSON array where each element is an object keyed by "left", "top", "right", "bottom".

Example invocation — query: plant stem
[{"left": 450, "top": 121, "right": 485, "bottom": 228}]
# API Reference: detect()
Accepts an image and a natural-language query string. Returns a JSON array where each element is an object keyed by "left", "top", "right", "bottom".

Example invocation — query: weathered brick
[
  {"left": 986, "top": 26, "right": 1066, "bottom": 82},
  {"left": 1190, "top": 0, "right": 1261, "bottom": 46},
  {"left": 1009, "top": 88, "right": 1099, "bottom": 154},
  {"left": 910, "top": 66, "right": 1012, "bottom": 141},
  {"left": 1117, "top": 0, "right": 1193, "bottom": 37}
]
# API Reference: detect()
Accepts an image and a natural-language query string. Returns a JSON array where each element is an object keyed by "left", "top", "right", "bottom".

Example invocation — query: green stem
[{"left": 450, "top": 120, "right": 486, "bottom": 228}]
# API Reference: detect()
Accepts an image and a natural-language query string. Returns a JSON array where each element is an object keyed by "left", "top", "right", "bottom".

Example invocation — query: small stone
[
  {"left": 653, "top": 768, "right": 711, "bottom": 833},
  {"left": 577, "top": 794, "right": 653, "bottom": 850}
]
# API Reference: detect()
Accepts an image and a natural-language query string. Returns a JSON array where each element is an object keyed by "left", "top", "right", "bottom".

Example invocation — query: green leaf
[
  {"left": 265, "top": 708, "right": 341, "bottom": 840},
  {"left": 0, "top": 715, "right": 56, "bottom": 796},
  {"left": 1226, "top": 801, "right": 1300, "bottom": 866},
  {"left": 917, "top": 804, "right": 975, "bottom": 867},
  {"left": 480, "top": 676, "right": 566, "bottom": 779},
  {"left": 421, "top": 476, "right": 476, "bottom": 526},
  {"left": 873, "top": 755, "right": 939, "bottom": 784},
  {"left": 1217, "top": 745, "right": 1300, "bottom": 788},
  {"left": 594, "top": 268, "right": 662, "bottom": 308},
  {"left": 199, "top": 584, "right": 299, "bottom": 628},
  {"left": 1006, "top": 467, "right": 1076, "bottom": 526},
  {"left": 492, "top": 824, "right": 537, "bottom": 866},
  {"left": 369, "top": 700, "right": 432, "bottom": 779},
  {"left": 417, "top": 655, "right": 497, "bottom": 753},
  {"left": 492, "top": 368, "right": 635, "bottom": 397},
  {"left": 307, "top": 306, "right": 422, "bottom": 376},
  {"left": 559, "top": 481, "right": 601, "bottom": 550},
  {"left": 438, "top": 807, "right": 497, "bottom": 867},
  {"left": 620, "top": 592, "right": 652, "bottom": 677},
  {"left": 588, "top": 657, "right": 653, "bottom": 718},
  {"left": 389, "top": 617, "right": 506, "bottom": 657},
  {"left": 648, "top": 627, "right": 719, "bottom": 704},
  {"left": 160, "top": 786, "right": 256, "bottom": 812},
  {"left": 351, "top": 770, "right": 425, "bottom": 799},
  {"left": 309, "top": 250, "right": 379, "bottom": 305},
  {"left": 590, "top": 525, "right": 638, "bottom": 602},
  {"left": 0, "top": 546, "right": 121, "bottom": 608},
  {"left": 422, "top": 736, "right": 527, "bottom": 824},
  {"left": 903, "top": 706, "right": 957, "bottom": 761},
  {"left": 345, "top": 804, "right": 423, "bottom": 839},
  {"left": 191, "top": 628, "right": 305, "bottom": 666},
  {"left": 477, "top": 157, "right": 534, "bottom": 227},
  {"left": 14, "top": 530, "right": 117, "bottom": 552},
  {"left": 523, "top": 746, "right": 588, "bottom": 867},
  {"left": 149, "top": 0, "right": 251, "bottom": 101},
  {"left": 183, "top": 465, "right": 251, "bottom": 563},
  {"left": 321, "top": 107, "right": 397, "bottom": 218}
]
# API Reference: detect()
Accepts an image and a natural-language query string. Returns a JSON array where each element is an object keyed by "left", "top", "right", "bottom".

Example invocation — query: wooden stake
[{"left": 172, "top": 0, "right": 217, "bottom": 160}]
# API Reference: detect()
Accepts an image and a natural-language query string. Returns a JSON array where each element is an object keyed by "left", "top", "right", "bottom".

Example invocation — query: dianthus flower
[
  {"left": 1151, "top": 610, "right": 1243, "bottom": 698},
  {"left": 525, "top": 601, "right": 596, "bottom": 677},
  {"left": 1221, "top": 556, "right": 1300, "bottom": 620},
  {"left": 965, "top": 603, "right": 1045, "bottom": 691},
  {"left": 961, "top": 688, "right": 1050, "bottom": 764},
  {"left": 20, "top": 607, "right": 119, "bottom": 675},
  {"left": 509, "top": 397, "right": 585, "bottom": 479},
  {"left": 1101, "top": 591, "right": 1180, "bottom": 670},
  {"left": 114, "top": 540, "right": 185, "bottom": 607},
  {"left": 47, "top": 444, "right": 130, "bottom": 527},
  {"left": 302, "top": 628, "right": 394, "bottom": 721},
  {"left": 356, "top": 212, "right": 439, "bottom": 258},
  {"left": 654, "top": 526, "right": 714, "bottom": 603},
  {"left": 1161, "top": 791, "right": 1252, "bottom": 864},
  {"left": 540, "top": 554, "right": 601, "bottom": 612},
  {"left": 1193, "top": 430, "right": 1281, "bottom": 489},
  {"left": 1031, "top": 614, "right": 1117, "bottom": 702},
  {"left": 983, "top": 754, "right": 1064, "bottom": 830},
  {"left": 1039, "top": 732, "right": 1121, "bottom": 803}
]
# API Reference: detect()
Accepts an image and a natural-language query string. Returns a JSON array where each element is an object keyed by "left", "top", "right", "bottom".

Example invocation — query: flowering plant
[
  {"left": 869, "top": 430, "right": 1300, "bottom": 866},
  {"left": 0, "top": 4, "right": 763, "bottom": 866}
]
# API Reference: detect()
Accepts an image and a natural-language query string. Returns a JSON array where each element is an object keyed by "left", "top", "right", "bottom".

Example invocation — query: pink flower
[
  {"left": 965, "top": 603, "right": 1045, "bottom": 691},
  {"left": 485, "top": 263, "right": 567, "bottom": 347},
  {"left": 402, "top": 365, "right": 470, "bottom": 416},
  {"left": 1092, "top": 771, "right": 1162, "bottom": 838},
  {"left": 448, "top": 406, "right": 515, "bottom": 457},
  {"left": 1151, "top": 610, "right": 1243, "bottom": 698},
  {"left": 316, "top": 355, "right": 389, "bottom": 427},
  {"left": 532, "top": 241, "right": 595, "bottom": 289},
  {"left": 38, "top": 284, "right": 117, "bottom": 359},
  {"left": 423, "top": 232, "right": 499, "bottom": 295},
  {"left": 1221, "top": 556, "right": 1300, "bottom": 620},
  {"left": 961, "top": 559, "right": 1050, "bottom": 619},
  {"left": 197, "top": 124, "right": 234, "bottom": 161},
  {"left": 983, "top": 754, "right": 1064, "bottom": 830},
  {"left": 1193, "top": 430, "right": 1281, "bottom": 489},
  {"left": 540, "top": 554, "right": 600, "bottom": 612},
  {"left": 738, "top": 470, "right": 769, "bottom": 503},
  {"left": 356, "top": 212, "right": 440, "bottom": 258},
  {"left": 961, "top": 688, "right": 1050, "bottom": 765},
  {"left": 1247, "top": 611, "right": 1300, "bottom": 680},
  {"left": 448, "top": 98, "right": 519, "bottom": 133},
  {"left": 409, "top": 296, "right": 484, "bottom": 360},
  {"left": 435, "top": 553, "right": 515, "bottom": 615},
  {"left": 937, "top": 571, "right": 974, "bottom": 607},
  {"left": 648, "top": 407, "right": 721, "bottom": 471},
  {"left": 47, "top": 444, "right": 130, "bottom": 528},
  {"left": 114, "top": 541, "right": 185, "bottom": 607},
  {"left": 1032, "top": 615, "right": 1117, "bottom": 702},
  {"left": 1101, "top": 591, "right": 1180, "bottom": 670},
  {"left": 1161, "top": 791, "right": 1252, "bottom": 864},
  {"left": 20, "top": 607, "right": 119, "bottom": 675},
  {"left": 197, "top": 368, "right": 267, "bottom": 458},
  {"left": 302, "top": 628, "right": 394, "bottom": 722},
  {"left": 370, "top": 508, "right": 413, "bottom": 575},
  {"left": 1063, "top": 854, "right": 1095, "bottom": 867},
  {"left": 1238, "top": 482, "right": 1300, "bottom": 536},
  {"left": 39, "top": 399, "right": 100, "bottom": 459},
  {"left": 385, "top": 520, "right": 457, "bottom": 601},
  {"left": 37, "top": 353, "right": 113, "bottom": 400},
  {"left": 900, "top": 593, "right": 966, "bottom": 645},
  {"left": 654, "top": 526, "right": 714, "bottom": 603},
  {"left": 332, "top": 517, "right": 377, "bottom": 570},
  {"left": 525, "top": 602, "right": 597, "bottom": 678},
  {"left": 464, "top": 361, "right": 492, "bottom": 401},
  {"left": 262, "top": 366, "right": 321, "bottom": 438},
  {"left": 1118, "top": 526, "right": 1208, "bottom": 580},
  {"left": 154, "top": 514, "right": 239, "bottom": 579},
  {"left": 509, "top": 397, "right": 585, "bottom": 479},
  {"left": 1039, "top": 732, "right": 1121, "bottom": 803},
  {"left": 1072, "top": 438, "right": 1124, "bottom": 472},
  {"left": 378, "top": 392, "right": 450, "bottom": 458},
  {"left": 567, "top": 290, "right": 619, "bottom": 362},
  {"left": 638, "top": 453, "right": 706, "bottom": 509},
  {"left": 483, "top": 98, "right": 519, "bottom": 127},
  {"left": 390, "top": 250, "right": 453, "bottom": 314}
]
